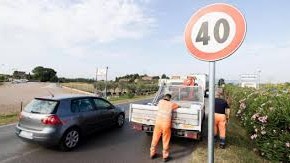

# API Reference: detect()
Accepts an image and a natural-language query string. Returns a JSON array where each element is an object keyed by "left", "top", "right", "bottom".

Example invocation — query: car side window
[
  {"left": 71, "top": 98, "right": 95, "bottom": 113},
  {"left": 93, "top": 98, "right": 112, "bottom": 110}
]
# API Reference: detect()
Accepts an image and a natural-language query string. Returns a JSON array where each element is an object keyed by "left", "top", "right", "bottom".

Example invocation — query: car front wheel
[
  {"left": 60, "top": 128, "right": 80, "bottom": 151},
  {"left": 116, "top": 114, "right": 125, "bottom": 128}
]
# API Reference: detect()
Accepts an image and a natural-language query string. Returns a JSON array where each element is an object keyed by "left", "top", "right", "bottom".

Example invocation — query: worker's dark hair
[{"left": 163, "top": 94, "right": 172, "bottom": 101}]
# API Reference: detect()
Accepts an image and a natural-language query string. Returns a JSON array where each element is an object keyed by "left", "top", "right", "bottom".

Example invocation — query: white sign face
[
  {"left": 184, "top": 3, "right": 246, "bottom": 61},
  {"left": 97, "top": 68, "right": 107, "bottom": 76},
  {"left": 191, "top": 12, "right": 236, "bottom": 53}
]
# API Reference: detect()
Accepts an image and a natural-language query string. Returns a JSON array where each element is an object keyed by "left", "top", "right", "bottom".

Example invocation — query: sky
[{"left": 0, "top": 0, "right": 290, "bottom": 83}]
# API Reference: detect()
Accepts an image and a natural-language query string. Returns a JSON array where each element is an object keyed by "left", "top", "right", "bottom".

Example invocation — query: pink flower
[
  {"left": 286, "top": 142, "right": 290, "bottom": 148},
  {"left": 261, "top": 130, "right": 266, "bottom": 135},
  {"left": 251, "top": 134, "right": 257, "bottom": 140},
  {"left": 251, "top": 113, "right": 260, "bottom": 120},
  {"left": 240, "top": 103, "right": 246, "bottom": 110},
  {"left": 258, "top": 115, "right": 268, "bottom": 123}
]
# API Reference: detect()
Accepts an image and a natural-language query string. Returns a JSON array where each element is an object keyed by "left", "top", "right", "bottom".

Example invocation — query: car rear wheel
[
  {"left": 116, "top": 114, "right": 124, "bottom": 128},
  {"left": 60, "top": 128, "right": 80, "bottom": 151}
]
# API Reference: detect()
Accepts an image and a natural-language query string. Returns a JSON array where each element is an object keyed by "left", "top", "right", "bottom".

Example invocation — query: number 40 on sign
[{"left": 185, "top": 3, "right": 246, "bottom": 61}]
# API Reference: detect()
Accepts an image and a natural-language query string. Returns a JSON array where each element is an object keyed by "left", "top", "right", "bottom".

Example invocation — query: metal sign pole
[{"left": 208, "top": 61, "right": 215, "bottom": 163}]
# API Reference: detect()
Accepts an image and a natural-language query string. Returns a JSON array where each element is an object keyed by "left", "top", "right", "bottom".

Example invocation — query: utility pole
[
  {"left": 95, "top": 68, "right": 98, "bottom": 95},
  {"left": 257, "top": 69, "right": 261, "bottom": 89},
  {"left": 104, "top": 66, "right": 108, "bottom": 98}
]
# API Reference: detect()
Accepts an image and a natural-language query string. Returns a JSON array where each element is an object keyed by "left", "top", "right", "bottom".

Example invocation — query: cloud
[
  {"left": 0, "top": 0, "right": 155, "bottom": 76},
  {"left": 0, "top": 0, "right": 155, "bottom": 44}
]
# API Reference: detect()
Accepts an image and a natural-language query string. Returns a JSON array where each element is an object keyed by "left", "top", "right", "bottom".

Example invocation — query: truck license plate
[{"left": 19, "top": 131, "right": 33, "bottom": 139}]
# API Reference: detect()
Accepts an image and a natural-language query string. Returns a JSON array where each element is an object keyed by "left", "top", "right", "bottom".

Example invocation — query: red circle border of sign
[{"left": 184, "top": 3, "right": 246, "bottom": 61}]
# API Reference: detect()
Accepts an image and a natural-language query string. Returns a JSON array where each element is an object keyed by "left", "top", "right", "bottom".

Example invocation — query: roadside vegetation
[
  {"left": 223, "top": 84, "right": 290, "bottom": 162},
  {"left": 0, "top": 113, "right": 18, "bottom": 126},
  {"left": 192, "top": 116, "right": 270, "bottom": 163}
]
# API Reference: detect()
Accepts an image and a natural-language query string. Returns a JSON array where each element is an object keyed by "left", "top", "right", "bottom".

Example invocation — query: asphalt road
[{"left": 0, "top": 99, "right": 201, "bottom": 163}]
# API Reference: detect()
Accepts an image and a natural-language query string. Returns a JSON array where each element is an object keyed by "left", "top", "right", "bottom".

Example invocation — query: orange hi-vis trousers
[
  {"left": 150, "top": 124, "right": 171, "bottom": 158},
  {"left": 150, "top": 99, "right": 178, "bottom": 159},
  {"left": 214, "top": 113, "right": 227, "bottom": 138}
]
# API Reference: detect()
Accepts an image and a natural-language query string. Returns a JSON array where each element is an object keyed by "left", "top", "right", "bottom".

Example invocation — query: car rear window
[{"left": 24, "top": 98, "right": 59, "bottom": 114}]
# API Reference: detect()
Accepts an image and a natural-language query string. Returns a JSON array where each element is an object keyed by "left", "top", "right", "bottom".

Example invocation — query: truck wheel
[{"left": 198, "top": 114, "right": 206, "bottom": 142}]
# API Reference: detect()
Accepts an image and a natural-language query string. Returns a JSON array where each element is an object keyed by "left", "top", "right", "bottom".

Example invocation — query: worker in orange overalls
[
  {"left": 183, "top": 76, "right": 197, "bottom": 100},
  {"left": 183, "top": 76, "right": 196, "bottom": 86},
  {"left": 214, "top": 90, "right": 230, "bottom": 149},
  {"left": 150, "top": 94, "right": 179, "bottom": 162}
]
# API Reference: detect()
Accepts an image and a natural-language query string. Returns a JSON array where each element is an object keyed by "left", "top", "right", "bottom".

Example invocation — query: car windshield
[
  {"left": 24, "top": 99, "right": 59, "bottom": 114},
  {"left": 153, "top": 85, "right": 204, "bottom": 105}
]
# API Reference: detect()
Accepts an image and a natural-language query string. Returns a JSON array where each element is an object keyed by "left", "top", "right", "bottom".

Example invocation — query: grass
[
  {"left": 191, "top": 117, "right": 273, "bottom": 163},
  {"left": 61, "top": 82, "right": 95, "bottom": 93},
  {"left": 0, "top": 113, "right": 19, "bottom": 125}
]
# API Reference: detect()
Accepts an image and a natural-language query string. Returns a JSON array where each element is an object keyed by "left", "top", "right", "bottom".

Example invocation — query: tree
[
  {"left": 111, "top": 82, "right": 118, "bottom": 94},
  {"left": 126, "top": 83, "right": 137, "bottom": 98},
  {"left": 136, "top": 83, "right": 146, "bottom": 95},
  {"left": 126, "top": 83, "right": 137, "bottom": 94},
  {"left": 94, "top": 81, "right": 105, "bottom": 91},
  {"left": 161, "top": 74, "right": 169, "bottom": 79},
  {"left": 152, "top": 76, "right": 160, "bottom": 80},
  {"left": 118, "top": 81, "right": 126, "bottom": 93},
  {"left": 0, "top": 75, "right": 4, "bottom": 82},
  {"left": 218, "top": 78, "right": 225, "bottom": 87},
  {"left": 32, "top": 66, "right": 58, "bottom": 82}
]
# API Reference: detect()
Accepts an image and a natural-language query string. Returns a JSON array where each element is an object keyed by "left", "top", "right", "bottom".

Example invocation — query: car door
[
  {"left": 92, "top": 98, "right": 115, "bottom": 127},
  {"left": 71, "top": 98, "right": 101, "bottom": 132}
]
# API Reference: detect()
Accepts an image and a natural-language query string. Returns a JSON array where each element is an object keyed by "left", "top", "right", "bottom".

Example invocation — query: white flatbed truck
[{"left": 129, "top": 77, "right": 206, "bottom": 140}]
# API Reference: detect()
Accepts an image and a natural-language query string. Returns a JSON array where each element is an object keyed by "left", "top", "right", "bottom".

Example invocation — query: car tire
[
  {"left": 115, "top": 114, "right": 125, "bottom": 128},
  {"left": 60, "top": 128, "right": 80, "bottom": 151}
]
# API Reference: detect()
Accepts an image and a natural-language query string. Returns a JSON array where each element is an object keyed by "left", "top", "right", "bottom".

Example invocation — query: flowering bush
[{"left": 224, "top": 85, "right": 290, "bottom": 162}]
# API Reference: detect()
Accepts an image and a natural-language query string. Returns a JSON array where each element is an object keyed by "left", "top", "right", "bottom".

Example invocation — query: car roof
[{"left": 35, "top": 94, "right": 98, "bottom": 101}]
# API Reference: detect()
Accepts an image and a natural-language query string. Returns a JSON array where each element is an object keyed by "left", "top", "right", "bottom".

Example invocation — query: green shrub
[
  {"left": 127, "top": 92, "right": 135, "bottom": 99},
  {"left": 224, "top": 85, "right": 290, "bottom": 162}
]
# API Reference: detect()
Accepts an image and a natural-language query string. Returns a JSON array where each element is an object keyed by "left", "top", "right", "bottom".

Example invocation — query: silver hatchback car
[{"left": 15, "top": 94, "right": 125, "bottom": 151}]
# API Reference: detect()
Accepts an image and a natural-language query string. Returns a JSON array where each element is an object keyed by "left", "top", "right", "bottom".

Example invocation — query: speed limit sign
[{"left": 185, "top": 3, "right": 246, "bottom": 61}]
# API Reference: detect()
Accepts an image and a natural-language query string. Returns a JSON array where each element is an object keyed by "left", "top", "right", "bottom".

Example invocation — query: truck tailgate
[{"left": 129, "top": 104, "right": 203, "bottom": 131}]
